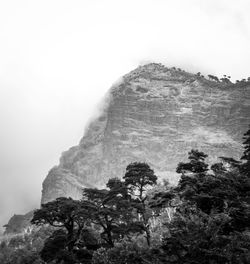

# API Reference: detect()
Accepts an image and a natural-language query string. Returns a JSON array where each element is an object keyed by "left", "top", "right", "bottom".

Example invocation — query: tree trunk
[
  {"left": 104, "top": 226, "right": 114, "bottom": 247},
  {"left": 145, "top": 227, "right": 151, "bottom": 246},
  {"left": 66, "top": 224, "right": 75, "bottom": 252},
  {"left": 107, "top": 230, "right": 114, "bottom": 247},
  {"left": 141, "top": 202, "right": 151, "bottom": 247}
]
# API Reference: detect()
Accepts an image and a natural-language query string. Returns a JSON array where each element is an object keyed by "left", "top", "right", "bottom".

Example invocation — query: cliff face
[{"left": 41, "top": 63, "right": 250, "bottom": 204}]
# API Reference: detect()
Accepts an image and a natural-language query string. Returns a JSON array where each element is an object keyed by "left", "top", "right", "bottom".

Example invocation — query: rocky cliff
[
  {"left": 41, "top": 63, "right": 250, "bottom": 204},
  {"left": 3, "top": 211, "right": 34, "bottom": 234}
]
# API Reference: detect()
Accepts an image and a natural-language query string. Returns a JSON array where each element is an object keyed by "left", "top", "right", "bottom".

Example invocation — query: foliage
[
  {"left": 176, "top": 149, "right": 208, "bottom": 175},
  {"left": 31, "top": 197, "right": 90, "bottom": 252},
  {"left": 82, "top": 177, "right": 142, "bottom": 247},
  {"left": 162, "top": 205, "right": 250, "bottom": 263},
  {"left": 2, "top": 127, "right": 250, "bottom": 263},
  {"left": 123, "top": 162, "right": 157, "bottom": 199},
  {"left": 161, "top": 146, "right": 250, "bottom": 263},
  {"left": 0, "top": 226, "right": 52, "bottom": 264},
  {"left": 92, "top": 240, "right": 159, "bottom": 264},
  {"left": 207, "top": 74, "right": 219, "bottom": 82},
  {"left": 40, "top": 229, "right": 68, "bottom": 263},
  {"left": 123, "top": 162, "right": 157, "bottom": 246},
  {"left": 241, "top": 125, "right": 250, "bottom": 177},
  {"left": 31, "top": 197, "right": 92, "bottom": 263}
]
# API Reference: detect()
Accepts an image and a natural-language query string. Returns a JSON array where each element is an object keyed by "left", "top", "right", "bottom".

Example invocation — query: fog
[{"left": 0, "top": 0, "right": 250, "bottom": 233}]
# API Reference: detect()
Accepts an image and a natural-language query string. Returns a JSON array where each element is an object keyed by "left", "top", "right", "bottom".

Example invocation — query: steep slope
[
  {"left": 41, "top": 63, "right": 250, "bottom": 204},
  {"left": 3, "top": 211, "right": 34, "bottom": 234}
]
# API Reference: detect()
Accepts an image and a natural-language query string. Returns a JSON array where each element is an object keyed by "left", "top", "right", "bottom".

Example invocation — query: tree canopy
[{"left": 10, "top": 127, "right": 246, "bottom": 264}]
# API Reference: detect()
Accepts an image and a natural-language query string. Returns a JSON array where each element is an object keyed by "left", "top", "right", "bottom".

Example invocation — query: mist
[{"left": 0, "top": 0, "right": 250, "bottom": 233}]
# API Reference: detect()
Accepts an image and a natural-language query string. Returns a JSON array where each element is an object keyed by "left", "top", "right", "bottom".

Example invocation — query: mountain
[
  {"left": 3, "top": 211, "right": 34, "bottom": 234},
  {"left": 41, "top": 63, "right": 250, "bottom": 204}
]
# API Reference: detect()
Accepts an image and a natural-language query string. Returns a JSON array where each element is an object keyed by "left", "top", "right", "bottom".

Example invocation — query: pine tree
[
  {"left": 82, "top": 178, "right": 143, "bottom": 247},
  {"left": 123, "top": 162, "right": 157, "bottom": 246},
  {"left": 176, "top": 149, "right": 208, "bottom": 175},
  {"left": 241, "top": 126, "right": 250, "bottom": 177}
]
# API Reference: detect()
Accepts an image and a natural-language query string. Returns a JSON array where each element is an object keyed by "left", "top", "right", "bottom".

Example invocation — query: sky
[{"left": 0, "top": 0, "right": 250, "bottom": 233}]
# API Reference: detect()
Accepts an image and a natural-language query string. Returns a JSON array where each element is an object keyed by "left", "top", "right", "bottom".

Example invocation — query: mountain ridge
[{"left": 41, "top": 63, "right": 250, "bottom": 204}]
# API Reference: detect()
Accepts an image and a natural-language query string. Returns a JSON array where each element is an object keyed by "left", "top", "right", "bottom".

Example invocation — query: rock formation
[
  {"left": 4, "top": 211, "right": 34, "bottom": 234},
  {"left": 41, "top": 63, "right": 250, "bottom": 204}
]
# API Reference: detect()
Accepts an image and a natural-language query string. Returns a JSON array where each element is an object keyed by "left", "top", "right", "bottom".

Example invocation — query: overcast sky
[{"left": 0, "top": 0, "right": 250, "bottom": 233}]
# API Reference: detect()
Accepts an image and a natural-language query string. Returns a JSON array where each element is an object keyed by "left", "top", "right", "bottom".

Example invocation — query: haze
[{"left": 0, "top": 0, "right": 250, "bottom": 233}]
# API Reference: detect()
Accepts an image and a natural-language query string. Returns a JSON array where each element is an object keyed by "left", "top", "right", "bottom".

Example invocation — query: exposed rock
[
  {"left": 41, "top": 63, "right": 250, "bottom": 204},
  {"left": 4, "top": 210, "right": 34, "bottom": 234}
]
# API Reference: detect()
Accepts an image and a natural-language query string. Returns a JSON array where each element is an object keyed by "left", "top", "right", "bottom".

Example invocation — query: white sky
[{"left": 0, "top": 0, "right": 250, "bottom": 232}]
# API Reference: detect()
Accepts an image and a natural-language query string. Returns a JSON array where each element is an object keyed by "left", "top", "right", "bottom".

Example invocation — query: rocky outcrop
[
  {"left": 41, "top": 63, "right": 250, "bottom": 204},
  {"left": 4, "top": 211, "right": 34, "bottom": 234}
]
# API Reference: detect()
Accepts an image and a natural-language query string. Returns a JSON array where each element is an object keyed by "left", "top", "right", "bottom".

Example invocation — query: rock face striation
[{"left": 41, "top": 63, "right": 250, "bottom": 204}]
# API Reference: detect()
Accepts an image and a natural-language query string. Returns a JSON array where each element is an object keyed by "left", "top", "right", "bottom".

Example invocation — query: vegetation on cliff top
[{"left": 129, "top": 63, "right": 250, "bottom": 87}]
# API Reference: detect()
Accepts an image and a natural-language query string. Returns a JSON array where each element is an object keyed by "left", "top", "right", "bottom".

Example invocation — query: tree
[
  {"left": 160, "top": 141, "right": 250, "bottom": 263},
  {"left": 176, "top": 149, "right": 208, "bottom": 175},
  {"left": 82, "top": 188, "right": 116, "bottom": 247},
  {"left": 123, "top": 162, "right": 157, "bottom": 202},
  {"left": 176, "top": 150, "right": 249, "bottom": 217},
  {"left": 175, "top": 150, "right": 212, "bottom": 213},
  {"left": 241, "top": 126, "right": 250, "bottom": 177},
  {"left": 161, "top": 204, "right": 250, "bottom": 264},
  {"left": 211, "top": 162, "right": 226, "bottom": 174},
  {"left": 163, "top": 168, "right": 250, "bottom": 262},
  {"left": 92, "top": 241, "right": 151, "bottom": 264},
  {"left": 148, "top": 182, "right": 176, "bottom": 222},
  {"left": 219, "top": 156, "right": 241, "bottom": 170},
  {"left": 208, "top": 74, "right": 219, "bottom": 82},
  {"left": 82, "top": 178, "right": 141, "bottom": 247},
  {"left": 123, "top": 162, "right": 157, "bottom": 246},
  {"left": 40, "top": 228, "right": 95, "bottom": 264},
  {"left": 220, "top": 77, "right": 231, "bottom": 84},
  {"left": 40, "top": 229, "right": 70, "bottom": 263},
  {"left": 31, "top": 197, "right": 89, "bottom": 252}
]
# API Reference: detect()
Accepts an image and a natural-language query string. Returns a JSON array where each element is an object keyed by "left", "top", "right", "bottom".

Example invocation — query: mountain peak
[{"left": 124, "top": 63, "right": 193, "bottom": 81}]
